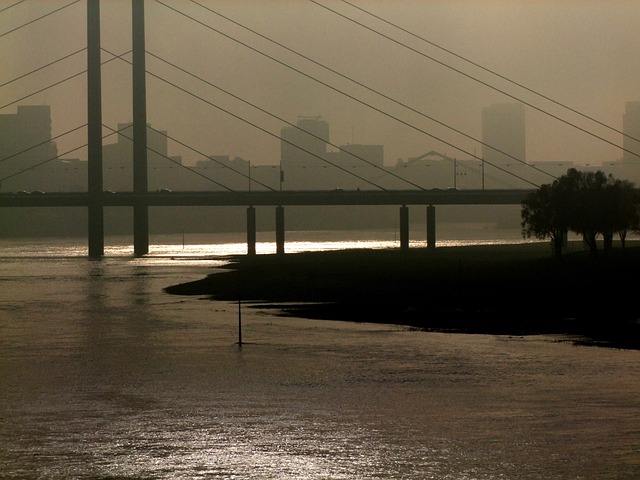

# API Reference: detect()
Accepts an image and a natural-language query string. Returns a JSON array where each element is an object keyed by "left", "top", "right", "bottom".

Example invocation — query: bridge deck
[{"left": 0, "top": 189, "right": 534, "bottom": 208}]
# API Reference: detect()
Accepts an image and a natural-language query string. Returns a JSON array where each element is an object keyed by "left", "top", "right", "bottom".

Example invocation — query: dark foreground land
[{"left": 165, "top": 242, "right": 640, "bottom": 350}]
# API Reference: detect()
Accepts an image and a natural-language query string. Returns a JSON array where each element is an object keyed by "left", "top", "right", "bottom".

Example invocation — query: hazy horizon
[{"left": 2, "top": 0, "right": 639, "bottom": 168}]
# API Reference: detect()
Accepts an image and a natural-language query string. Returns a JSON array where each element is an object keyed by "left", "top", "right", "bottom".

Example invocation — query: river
[{"left": 0, "top": 231, "right": 638, "bottom": 479}]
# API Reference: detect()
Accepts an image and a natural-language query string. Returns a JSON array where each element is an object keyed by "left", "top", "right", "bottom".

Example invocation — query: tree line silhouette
[{"left": 521, "top": 168, "right": 640, "bottom": 259}]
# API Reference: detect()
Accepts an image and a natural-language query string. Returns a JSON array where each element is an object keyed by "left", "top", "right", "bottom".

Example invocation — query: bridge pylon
[
  {"left": 132, "top": 0, "right": 149, "bottom": 256},
  {"left": 87, "top": 0, "right": 104, "bottom": 258}
]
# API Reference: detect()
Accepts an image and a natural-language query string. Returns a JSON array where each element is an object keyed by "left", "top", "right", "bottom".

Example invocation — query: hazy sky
[{"left": 2, "top": 0, "right": 639, "bottom": 168}]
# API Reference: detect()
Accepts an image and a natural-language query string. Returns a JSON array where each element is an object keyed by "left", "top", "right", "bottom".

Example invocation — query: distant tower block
[
  {"left": 623, "top": 101, "right": 640, "bottom": 162},
  {"left": 481, "top": 103, "right": 526, "bottom": 167},
  {"left": 280, "top": 116, "right": 329, "bottom": 168}
]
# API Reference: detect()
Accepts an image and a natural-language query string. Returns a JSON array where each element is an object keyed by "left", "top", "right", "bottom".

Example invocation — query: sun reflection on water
[{"left": 0, "top": 230, "right": 543, "bottom": 262}]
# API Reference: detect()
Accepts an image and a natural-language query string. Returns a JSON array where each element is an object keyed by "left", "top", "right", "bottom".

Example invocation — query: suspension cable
[
  {"left": 0, "top": 124, "right": 86, "bottom": 164},
  {"left": 0, "top": 0, "right": 81, "bottom": 38},
  {"left": 339, "top": 0, "right": 640, "bottom": 146},
  {"left": 0, "top": 47, "right": 86, "bottom": 89},
  {"left": 309, "top": 0, "right": 638, "bottom": 160},
  {"left": 147, "top": 50, "right": 425, "bottom": 190},
  {"left": 189, "top": 0, "right": 553, "bottom": 182},
  {"left": 155, "top": 0, "right": 538, "bottom": 188}
]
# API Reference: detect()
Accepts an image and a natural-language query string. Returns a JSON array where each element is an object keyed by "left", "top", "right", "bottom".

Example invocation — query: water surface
[{"left": 1, "top": 234, "right": 638, "bottom": 479}]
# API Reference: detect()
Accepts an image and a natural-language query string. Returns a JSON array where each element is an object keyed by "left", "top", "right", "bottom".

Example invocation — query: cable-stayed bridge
[
  {"left": 1, "top": 1, "right": 636, "bottom": 257},
  {"left": 0, "top": 188, "right": 534, "bottom": 255}
]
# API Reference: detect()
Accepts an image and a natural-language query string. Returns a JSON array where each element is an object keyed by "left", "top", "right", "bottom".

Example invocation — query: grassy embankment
[{"left": 165, "top": 241, "right": 640, "bottom": 349}]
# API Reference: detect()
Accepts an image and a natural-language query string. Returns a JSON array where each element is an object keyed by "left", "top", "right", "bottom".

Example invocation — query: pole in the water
[{"left": 238, "top": 298, "right": 242, "bottom": 346}]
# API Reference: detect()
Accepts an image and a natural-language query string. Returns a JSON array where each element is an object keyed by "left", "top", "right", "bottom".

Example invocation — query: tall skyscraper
[
  {"left": 102, "top": 122, "right": 180, "bottom": 191},
  {"left": 481, "top": 103, "right": 526, "bottom": 167},
  {"left": 623, "top": 101, "right": 640, "bottom": 162},
  {"left": 280, "top": 116, "right": 329, "bottom": 168},
  {"left": 0, "top": 105, "right": 58, "bottom": 181}
]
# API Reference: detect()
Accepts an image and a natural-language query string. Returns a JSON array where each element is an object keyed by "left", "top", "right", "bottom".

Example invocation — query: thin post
[{"left": 238, "top": 299, "right": 242, "bottom": 346}]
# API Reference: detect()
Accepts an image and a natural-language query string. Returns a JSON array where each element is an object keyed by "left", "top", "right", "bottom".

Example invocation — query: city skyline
[
  {"left": 2, "top": 1, "right": 640, "bottom": 170},
  {"left": 4, "top": 99, "right": 640, "bottom": 195}
]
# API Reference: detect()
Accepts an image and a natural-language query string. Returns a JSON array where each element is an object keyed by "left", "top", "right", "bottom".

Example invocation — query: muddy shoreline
[{"left": 165, "top": 243, "right": 640, "bottom": 350}]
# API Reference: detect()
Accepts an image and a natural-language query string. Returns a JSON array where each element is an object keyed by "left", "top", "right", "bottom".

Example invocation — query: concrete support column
[
  {"left": 399, "top": 205, "right": 409, "bottom": 251},
  {"left": 87, "top": 0, "right": 104, "bottom": 258},
  {"left": 132, "top": 0, "right": 149, "bottom": 256},
  {"left": 246, "top": 206, "right": 256, "bottom": 256},
  {"left": 275, "top": 206, "right": 285, "bottom": 255},
  {"left": 133, "top": 203, "right": 148, "bottom": 256},
  {"left": 426, "top": 204, "right": 436, "bottom": 250}
]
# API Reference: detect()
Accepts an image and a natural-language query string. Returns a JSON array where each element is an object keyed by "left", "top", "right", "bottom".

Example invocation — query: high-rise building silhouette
[
  {"left": 623, "top": 101, "right": 640, "bottom": 162},
  {"left": 102, "top": 122, "right": 182, "bottom": 191},
  {"left": 280, "top": 116, "right": 330, "bottom": 168},
  {"left": 0, "top": 105, "right": 58, "bottom": 180},
  {"left": 481, "top": 103, "right": 525, "bottom": 167},
  {"left": 480, "top": 103, "right": 526, "bottom": 188}
]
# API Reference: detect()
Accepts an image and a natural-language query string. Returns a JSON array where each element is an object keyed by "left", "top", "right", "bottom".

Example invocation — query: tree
[
  {"left": 604, "top": 178, "right": 640, "bottom": 251},
  {"left": 521, "top": 168, "right": 639, "bottom": 258},
  {"left": 564, "top": 169, "right": 608, "bottom": 257},
  {"left": 521, "top": 183, "right": 569, "bottom": 259}
]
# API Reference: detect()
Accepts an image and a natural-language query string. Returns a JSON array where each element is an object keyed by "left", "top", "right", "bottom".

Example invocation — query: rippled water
[{"left": 1, "top": 233, "right": 639, "bottom": 479}]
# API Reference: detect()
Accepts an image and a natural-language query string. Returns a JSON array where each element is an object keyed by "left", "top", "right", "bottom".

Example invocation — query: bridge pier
[
  {"left": 247, "top": 206, "right": 256, "bottom": 256},
  {"left": 399, "top": 205, "right": 409, "bottom": 251},
  {"left": 276, "top": 206, "right": 285, "bottom": 255},
  {"left": 426, "top": 205, "right": 436, "bottom": 250}
]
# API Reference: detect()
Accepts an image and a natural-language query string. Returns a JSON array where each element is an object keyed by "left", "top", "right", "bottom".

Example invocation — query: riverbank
[{"left": 164, "top": 241, "right": 640, "bottom": 350}]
